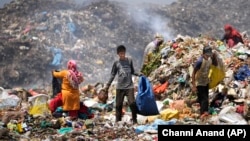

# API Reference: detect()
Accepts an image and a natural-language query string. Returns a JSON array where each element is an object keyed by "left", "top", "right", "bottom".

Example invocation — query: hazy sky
[{"left": 0, "top": 0, "right": 176, "bottom": 8}]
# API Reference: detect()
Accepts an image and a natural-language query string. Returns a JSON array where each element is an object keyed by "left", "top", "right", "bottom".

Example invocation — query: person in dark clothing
[
  {"left": 191, "top": 46, "right": 218, "bottom": 118},
  {"left": 221, "top": 24, "right": 244, "bottom": 48},
  {"left": 210, "top": 87, "right": 232, "bottom": 108},
  {"left": 52, "top": 70, "right": 62, "bottom": 98},
  {"left": 52, "top": 77, "right": 62, "bottom": 97},
  {"left": 104, "top": 45, "right": 141, "bottom": 124}
]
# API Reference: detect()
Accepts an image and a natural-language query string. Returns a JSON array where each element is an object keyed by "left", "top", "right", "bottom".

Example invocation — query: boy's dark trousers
[
  {"left": 115, "top": 89, "right": 137, "bottom": 122},
  {"left": 197, "top": 85, "right": 209, "bottom": 115}
]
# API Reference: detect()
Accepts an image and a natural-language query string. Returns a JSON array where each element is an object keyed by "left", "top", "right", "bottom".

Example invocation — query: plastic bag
[
  {"left": 169, "top": 100, "right": 185, "bottom": 112},
  {"left": 29, "top": 94, "right": 50, "bottom": 117},
  {"left": 0, "top": 87, "right": 21, "bottom": 110},
  {"left": 136, "top": 76, "right": 159, "bottom": 116},
  {"left": 67, "top": 22, "right": 76, "bottom": 33},
  {"left": 218, "top": 106, "right": 247, "bottom": 124},
  {"left": 209, "top": 55, "right": 225, "bottom": 89},
  {"left": 51, "top": 48, "right": 62, "bottom": 67},
  {"left": 159, "top": 109, "right": 179, "bottom": 121},
  {"left": 135, "top": 119, "right": 177, "bottom": 134},
  {"left": 234, "top": 65, "right": 250, "bottom": 81},
  {"left": 209, "top": 65, "right": 225, "bottom": 89},
  {"left": 153, "top": 81, "right": 168, "bottom": 95}
]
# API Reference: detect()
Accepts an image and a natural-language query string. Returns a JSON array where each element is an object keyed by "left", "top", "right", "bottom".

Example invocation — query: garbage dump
[
  {"left": 1, "top": 34, "right": 250, "bottom": 140},
  {"left": 1, "top": 0, "right": 250, "bottom": 141},
  {"left": 152, "top": 0, "right": 250, "bottom": 37},
  {"left": 0, "top": 0, "right": 154, "bottom": 88}
]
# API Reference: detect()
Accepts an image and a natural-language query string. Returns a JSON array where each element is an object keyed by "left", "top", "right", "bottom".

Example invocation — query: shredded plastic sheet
[
  {"left": 0, "top": 87, "right": 21, "bottom": 110},
  {"left": 29, "top": 94, "right": 50, "bottom": 117},
  {"left": 218, "top": 106, "right": 247, "bottom": 124}
]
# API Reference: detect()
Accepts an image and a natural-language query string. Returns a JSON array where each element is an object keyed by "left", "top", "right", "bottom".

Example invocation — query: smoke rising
[
  {"left": 129, "top": 7, "right": 173, "bottom": 40},
  {"left": 111, "top": 0, "right": 175, "bottom": 40},
  {"left": 72, "top": 0, "right": 175, "bottom": 40},
  {"left": 0, "top": 0, "right": 176, "bottom": 88}
]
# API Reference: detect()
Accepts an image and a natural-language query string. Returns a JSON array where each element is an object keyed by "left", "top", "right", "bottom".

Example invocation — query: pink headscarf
[{"left": 67, "top": 60, "right": 83, "bottom": 89}]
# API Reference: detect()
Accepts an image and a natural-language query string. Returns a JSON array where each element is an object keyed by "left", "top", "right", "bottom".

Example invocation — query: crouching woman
[{"left": 50, "top": 60, "right": 84, "bottom": 119}]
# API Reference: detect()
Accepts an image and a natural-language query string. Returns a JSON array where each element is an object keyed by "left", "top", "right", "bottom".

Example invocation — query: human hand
[
  {"left": 139, "top": 72, "right": 144, "bottom": 77},
  {"left": 192, "top": 86, "right": 197, "bottom": 93},
  {"left": 78, "top": 76, "right": 84, "bottom": 83},
  {"left": 103, "top": 86, "right": 109, "bottom": 92}
]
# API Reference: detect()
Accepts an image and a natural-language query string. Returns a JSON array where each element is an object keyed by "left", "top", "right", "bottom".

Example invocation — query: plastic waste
[
  {"left": 67, "top": 22, "right": 76, "bottom": 33},
  {"left": 159, "top": 109, "right": 179, "bottom": 121},
  {"left": 218, "top": 45, "right": 226, "bottom": 51},
  {"left": 160, "top": 47, "right": 171, "bottom": 58},
  {"left": 156, "top": 101, "right": 164, "bottom": 112},
  {"left": 136, "top": 76, "right": 159, "bottom": 116},
  {"left": 29, "top": 94, "right": 50, "bottom": 117},
  {"left": 238, "top": 55, "right": 248, "bottom": 60},
  {"left": 135, "top": 119, "right": 177, "bottom": 134},
  {"left": 57, "top": 127, "right": 73, "bottom": 135},
  {"left": 51, "top": 48, "right": 62, "bottom": 67},
  {"left": 84, "top": 119, "right": 94, "bottom": 129},
  {"left": 209, "top": 65, "right": 225, "bottom": 89},
  {"left": 218, "top": 106, "right": 247, "bottom": 124},
  {"left": 163, "top": 98, "right": 173, "bottom": 106},
  {"left": 147, "top": 115, "right": 159, "bottom": 123},
  {"left": 169, "top": 100, "right": 185, "bottom": 112},
  {"left": 84, "top": 99, "right": 99, "bottom": 107},
  {"left": 234, "top": 65, "right": 250, "bottom": 81},
  {"left": 137, "top": 115, "right": 148, "bottom": 124},
  {"left": 0, "top": 87, "right": 21, "bottom": 110},
  {"left": 7, "top": 122, "right": 17, "bottom": 132}
]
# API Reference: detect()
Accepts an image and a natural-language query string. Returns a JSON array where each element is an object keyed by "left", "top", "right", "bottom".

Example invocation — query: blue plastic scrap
[
  {"left": 234, "top": 65, "right": 250, "bottom": 81},
  {"left": 57, "top": 127, "right": 73, "bottom": 135},
  {"left": 136, "top": 76, "right": 159, "bottom": 116},
  {"left": 67, "top": 22, "right": 76, "bottom": 33},
  {"left": 135, "top": 119, "right": 177, "bottom": 134},
  {"left": 51, "top": 48, "right": 62, "bottom": 67}
]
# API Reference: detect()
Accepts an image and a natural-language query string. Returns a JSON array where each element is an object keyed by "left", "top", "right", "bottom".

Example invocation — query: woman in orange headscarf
[
  {"left": 221, "top": 24, "right": 244, "bottom": 48},
  {"left": 50, "top": 60, "right": 84, "bottom": 119}
]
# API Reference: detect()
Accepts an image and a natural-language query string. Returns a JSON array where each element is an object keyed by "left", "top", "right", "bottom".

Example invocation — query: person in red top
[{"left": 221, "top": 24, "right": 244, "bottom": 48}]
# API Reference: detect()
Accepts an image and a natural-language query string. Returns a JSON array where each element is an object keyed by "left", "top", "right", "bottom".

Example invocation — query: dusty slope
[
  {"left": 161, "top": 0, "right": 250, "bottom": 38},
  {"left": 0, "top": 0, "right": 249, "bottom": 88},
  {"left": 0, "top": 0, "right": 153, "bottom": 88}
]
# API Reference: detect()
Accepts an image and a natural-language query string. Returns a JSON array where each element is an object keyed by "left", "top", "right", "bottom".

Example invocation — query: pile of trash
[
  {"left": 157, "top": 0, "right": 250, "bottom": 37},
  {"left": 2, "top": 0, "right": 250, "bottom": 87},
  {"left": 1, "top": 33, "right": 250, "bottom": 140},
  {"left": 0, "top": 0, "right": 153, "bottom": 87},
  {"left": 2, "top": 0, "right": 250, "bottom": 140},
  {"left": 140, "top": 32, "right": 250, "bottom": 124}
]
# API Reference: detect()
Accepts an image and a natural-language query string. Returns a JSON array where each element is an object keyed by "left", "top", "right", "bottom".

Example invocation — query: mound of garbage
[
  {"left": 1, "top": 0, "right": 250, "bottom": 140},
  {"left": 0, "top": 0, "right": 154, "bottom": 87},
  {"left": 2, "top": 0, "right": 250, "bottom": 88},
  {"left": 159, "top": 0, "right": 250, "bottom": 37},
  {"left": 1, "top": 33, "right": 250, "bottom": 140}
]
